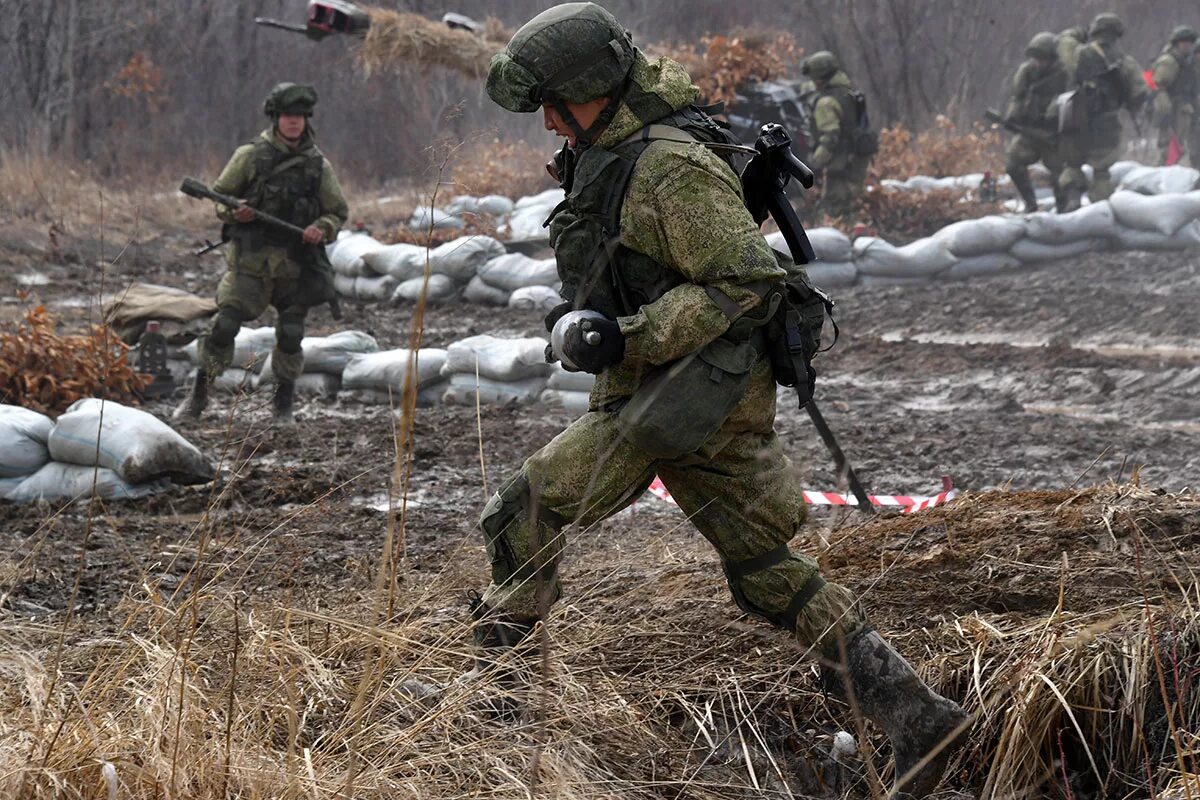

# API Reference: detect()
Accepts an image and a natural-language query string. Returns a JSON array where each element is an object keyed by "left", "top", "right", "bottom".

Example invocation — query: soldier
[
  {"left": 1059, "top": 13, "right": 1148, "bottom": 210},
  {"left": 478, "top": 4, "right": 969, "bottom": 797},
  {"left": 1004, "top": 32, "right": 1070, "bottom": 212},
  {"left": 800, "top": 51, "right": 876, "bottom": 219},
  {"left": 1150, "top": 25, "right": 1199, "bottom": 165},
  {"left": 176, "top": 83, "right": 348, "bottom": 423},
  {"left": 1057, "top": 26, "right": 1088, "bottom": 77}
]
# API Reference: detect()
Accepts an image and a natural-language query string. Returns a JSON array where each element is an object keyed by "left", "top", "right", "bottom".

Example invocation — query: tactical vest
[
  {"left": 231, "top": 137, "right": 324, "bottom": 249},
  {"left": 1164, "top": 50, "right": 1198, "bottom": 101},
  {"left": 548, "top": 107, "right": 743, "bottom": 319},
  {"left": 1014, "top": 62, "right": 1069, "bottom": 125},
  {"left": 1077, "top": 44, "right": 1129, "bottom": 115},
  {"left": 818, "top": 85, "right": 863, "bottom": 137}
]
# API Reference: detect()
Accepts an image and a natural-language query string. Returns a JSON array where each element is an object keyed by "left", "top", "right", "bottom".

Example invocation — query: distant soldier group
[{"left": 1001, "top": 14, "right": 1197, "bottom": 213}]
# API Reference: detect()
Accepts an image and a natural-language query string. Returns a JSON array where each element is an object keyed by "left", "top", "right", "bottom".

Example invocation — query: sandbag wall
[{"left": 0, "top": 401, "right": 215, "bottom": 503}]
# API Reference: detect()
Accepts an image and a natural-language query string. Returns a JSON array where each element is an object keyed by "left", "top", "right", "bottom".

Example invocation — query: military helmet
[
  {"left": 1026, "top": 32, "right": 1059, "bottom": 59},
  {"left": 801, "top": 51, "right": 840, "bottom": 81},
  {"left": 263, "top": 83, "right": 318, "bottom": 117},
  {"left": 1088, "top": 13, "right": 1125, "bottom": 39},
  {"left": 1170, "top": 25, "right": 1199, "bottom": 45},
  {"left": 1060, "top": 25, "right": 1087, "bottom": 43},
  {"left": 486, "top": 3, "right": 635, "bottom": 113}
]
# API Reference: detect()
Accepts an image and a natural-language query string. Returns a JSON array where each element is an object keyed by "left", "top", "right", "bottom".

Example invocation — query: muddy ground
[{"left": 1, "top": 224, "right": 1198, "bottom": 796}]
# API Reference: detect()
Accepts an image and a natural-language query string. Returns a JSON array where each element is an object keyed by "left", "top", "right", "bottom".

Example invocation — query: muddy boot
[
  {"left": 465, "top": 594, "right": 537, "bottom": 718},
  {"left": 272, "top": 379, "right": 296, "bottom": 425},
  {"left": 1009, "top": 168, "right": 1039, "bottom": 213},
  {"left": 173, "top": 369, "right": 208, "bottom": 421},
  {"left": 826, "top": 628, "right": 971, "bottom": 799},
  {"left": 1059, "top": 184, "right": 1082, "bottom": 214}
]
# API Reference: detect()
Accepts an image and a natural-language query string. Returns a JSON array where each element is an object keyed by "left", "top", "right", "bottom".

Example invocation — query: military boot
[
  {"left": 173, "top": 369, "right": 209, "bottom": 421},
  {"left": 273, "top": 379, "right": 296, "bottom": 425},
  {"left": 1009, "top": 169, "right": 1039, "bottom": 213},
  {"left": 465, "top": 593, "right": 537, "bottom": 717},
  {"left": 825, "top": 628, "right": 971, "bottom": 798},
  {"left": 1053, "top": 185, "right": 1069, "bottom": 214},
  {"left": 1059, "top": 184, "right": 1083, "bottom": 213}
]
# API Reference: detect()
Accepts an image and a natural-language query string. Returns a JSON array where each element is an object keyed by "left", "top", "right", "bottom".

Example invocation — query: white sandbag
[
  {"left": 1108, "top": 190, "right": 1200, "bottom": 236},
  {"left": 540, "top": 389, "right": 591, "bottom": 414},
  {"left": 477, "top": 195, "right": 516, "bottom": 216},
  {"left": 1108, "top": 161, "right": 1141, "bottom": 185},
  {"left": 854, "top": 236, "right": 957, "bottom": 278},
  {"left": 1113, "top": 221, "right": 1200, "bottom": 251},
  {"left": 442, "top": 374, "right": 547, "bottom": 406},
  {"left": 858, "top": 274, "right": 935, "bottom": 287},
  {"left": 766, "top": 227, "right": 853, "bottom": 263},
  {"left": 463, "top": 275, "right": 512, "bottom": 306},
  {"left": 302, "top": 331, "right": 380, "bottom": 374},
  {"left": 328, "top": 233, "right": 385, "bottom": 277},
  {"left": 442, "top": 335, "right": 551, "bottom": 381},
  {"left": 183, "top": 327, "right": 276, "bottom": 370},
  {"left": 212, "top": 368, "right": 256, "bottom": 394},
  {"left": 341, "top": 348, "right": 448, "bottom": 392},
  {"left": 1024, "top": 202, "right": 1115, "bottom": 244},
  {"left": 3, "top": 463, "right": 168, "bottom": 504},
  {"left": 48, "top": 399, "right": 214, "bottom": 485},
  {"left": 446, "top": 195, "right": 480, "bottom": 216},
  {"left": 1117, "top": 165, "right": 1200, "bottom": 195},
  {"left": 339, "top": 380, "right": 446, "bottom": 407},
  {"left": 0, "top": 405, "right": 53, "bottom": 478},
  {"left": 334, "top": 273, "right": 357, "bottom": 297},
  {"left": 945, "top": 253, "right": 1023, "bottom": 280},
  {"left": 428, "top": 236, "right": 507, "bottom": 282},
  {"left": 934, "top": 216, "right": 1026, "bottom": 257},
  {"left": 805, "top": 262, "right": 858, "bottom": 288},
  {"left": 508, "top": 285, "right": 563, "bottom": 313},
  {"left": 503, "top": 206, "right": 554, "bottom": 240},
  {"left": 476, "top": 253, "right": 559, "bottom": 291},
  {"left": 361, "top": 243, "right": 426, "bottom": 281},
  {"left": 1009, "top": 237, "right": 1104, "bottom": 263},
  {"left": 409, "top": 206, "right": 464, "bottom": 231},
  {"left": 546, "top": 367, "right": 596, "bottom": 392},
  {"left": 514, "top": 188, "right": 565, "bottom": 210},
  {"left": 356, "top": 274, "right": 400, "bottom": 302},
  {"left": 393, "top": 274, "right": 457, "bottom": 304}
]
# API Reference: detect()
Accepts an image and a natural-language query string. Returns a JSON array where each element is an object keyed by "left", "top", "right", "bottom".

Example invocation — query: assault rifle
[
  {"left": 984, "top": 109, "right": 1054, "bottom": 138},
  {"left": 179, "top": 177, "right": 342, "bottom": 320}
]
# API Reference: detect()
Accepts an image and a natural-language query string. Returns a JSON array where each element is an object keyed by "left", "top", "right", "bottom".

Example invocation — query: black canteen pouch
[{"left": 616, "top": 333, "right": 763, "bottom": 459}]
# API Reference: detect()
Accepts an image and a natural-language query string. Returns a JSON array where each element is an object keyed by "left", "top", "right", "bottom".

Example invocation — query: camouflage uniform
[
  {"left": 1057, "top": 27, "right": 1088, "bottom": 77},
  {"left": 197, "top": 90, "right": 348, "bottom": 384},
  {"left": 1059, "top": 15, "right": 1148, "bottom": 206},
  {"left": 1005, "top": 33, "right": 1070, "bottom": 212},
  {"left": 802, "top": 52, "right": 872, "bottom": 219},
  {"left": 1151, "top": 26, "right": 1199, "bottom": 165}
]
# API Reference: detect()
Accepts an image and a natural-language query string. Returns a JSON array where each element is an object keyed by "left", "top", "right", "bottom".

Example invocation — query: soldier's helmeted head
[
  {"left": 486, "top": 2, "right": 635, "bottom": 147},
  {"left": 1026, "top": 32, "right": 1059, "bottom": 66},
  {"left": 802, "top": 51, "right": 840, "bottom": 85},
  {"left": 263, "top": 83, "right": 318, "bottom": 118},
  {"left": 1061, "top": 25, "right": 1087, "bottom": 44},
  {"left": 1169, "top": 25, "right": 1198, "bottom": 55},
  {"left": 1088, "top": 13, "right": 1124, "bottom": 42}
]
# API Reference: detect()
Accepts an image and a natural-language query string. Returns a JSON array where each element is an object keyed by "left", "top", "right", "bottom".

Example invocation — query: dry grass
[
  {"left": 357, "top": 8, "right": 509, "bottom": 79},
  {"left": 447, "top": 138, "right": 556, "bottom": 201},
  {"left": 854, "top": 188, "right": 1005, "bottom": 243},
  {"left": 0, "top": 483, "right": 1196, "bottom": 798},
  {"left": 871, "top": 116, "right": 1003, "bottom": 183}
]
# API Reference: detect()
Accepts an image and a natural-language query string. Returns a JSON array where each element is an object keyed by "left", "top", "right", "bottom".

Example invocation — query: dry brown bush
[
  {"left": 855, "top": 188, "right": 1005, "bottom": 243},
  {"left": 0, "top": 304, "right": 148, "bottom": 415},
  {"left": 381, "top": 217, "right": 499, "bottom": 248},
  {"left": 871, "top": 116, "right": 1003, "bottom": 182},
  {"left": 652, "top": 32, "right": 801, "bottom": 106},
  {"left": 448, "top": 137, "right": 556, "bottom": 200}
]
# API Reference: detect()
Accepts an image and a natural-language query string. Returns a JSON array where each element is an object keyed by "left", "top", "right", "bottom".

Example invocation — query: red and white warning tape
[{"left": 646, "top": 477, "right": 958, "bottom": 515}]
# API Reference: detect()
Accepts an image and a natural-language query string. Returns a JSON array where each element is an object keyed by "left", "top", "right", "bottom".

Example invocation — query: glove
[
  {"left": 543, "top": 301, "right": 572, "bottom": 333},
  {"left": 560, "top": 315, "right": 624, "bottom": 374}
]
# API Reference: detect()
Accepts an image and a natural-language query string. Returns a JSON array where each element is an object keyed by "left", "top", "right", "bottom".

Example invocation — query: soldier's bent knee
[
  {"left": 210, "top": 308, "right": 244, "bottom": 347},
  {"left": 480, "top": 474, "right": 568, "bottom": 584},
  {"left": 276, "top": 311, "right": 306, "bottom": 354}
]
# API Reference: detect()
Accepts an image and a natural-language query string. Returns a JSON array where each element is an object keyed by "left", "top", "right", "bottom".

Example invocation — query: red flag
[{"left": 1168, "top": 135, "right": 1183, "bottom": 166}]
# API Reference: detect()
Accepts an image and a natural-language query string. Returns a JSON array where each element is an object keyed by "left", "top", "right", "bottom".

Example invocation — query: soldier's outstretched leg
[
  {"left": 1005, "top": 136, "right": 1041, "bottom": 213},
  {"left": 661, "top": 431, "right": 971, "bottom": 798}
]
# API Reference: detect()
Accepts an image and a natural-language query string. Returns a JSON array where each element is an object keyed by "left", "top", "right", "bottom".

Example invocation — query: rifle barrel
[{"left": 179, "top": 177, "right": 307, "bottom": 237}]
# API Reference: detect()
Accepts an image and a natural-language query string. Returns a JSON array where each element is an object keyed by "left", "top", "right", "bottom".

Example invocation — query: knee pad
[
  {"left": 276, "top": 312, "right": 306, "bottom": 355},
  {"left": 481, "top": 475, "right": 568, "bottom": 585},
  {"left": 210, "top": 308, "right": 243, "bottom": 347}
]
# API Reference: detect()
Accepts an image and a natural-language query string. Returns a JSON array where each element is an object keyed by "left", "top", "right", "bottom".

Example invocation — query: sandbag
[
  {"left": 361, "top": 243, "right": 425, "bottom": 281},
  {"left": 341, "top": 348, "right": 449, "bottom": 392},
  {"left": 212, "top": 368, "right": 256, "bottom": 394},
  {"left": 1108, "top": 161, "right": 1141, "bottom": 186},
  {"left": 1024, "top": 202, "right": 1115, "bottom": 244},
  {"left": 1117, "top": 165, "right": 1200, "bottom": 195},
  {"left": 328, "top": 233, "right": 385, "bottom": 277},
  {"left": 858, "top": 274, "right": 935, "bottom": 287},
  {"left": 805, "top": 261, "right": 858, "bottom": 288},
  {"left": 334, "top": 273, "right": 357, "bottom": 297},
  {"left": 1113, "top": 221, "right": 1200, "bottom": 251},
  {"left": 854, "top": 236, "right": 957, "bottom": 278},
  {"left": 476, "top": 253, "right": 559, "bottom": 291},
  {"left": 442, "top": 335, "right": 551, "bottom": 381},
  {"left": 540, "top": 389, "right": 591, "bottom": 414},
  {"left": 409, "top": 206, "right": 464, "bottom": 231},
  {"left": 260, "top": 331, "right": 379, "bottom": 381},
  {"left": 183, "top": 326, "right": 276, "bottom": 370},
  {"left": 353, "top": 274, "right": 399, "bottom": 302},
  {"left": 339, "top": 381, "right": 445, "bottom": 407},
  {"left": 0, "top": 405, "right": 53, "bottom": 478},
  {"left": 255, "top": 370, "right": 339, "bottom": 396},
  {"left": 503, "top": 207, "right": 553, "bottom": 241},
  {"left": 508, "top": 285, "right": 562, "bottom": 313},
  {"left": 766, "top": 228, "right": 852, "bottom": 263},
  {"left": 3, "top": 463, "right": 169, "bottom": 504},
  {"left": 442, "top": 374, "right": 547, "bottom": 406},
  {"left": 934, "top": 216, "right": 1027, "bottom": 257},
  {"left": 428, "top": 236, "right": 507, "bottom": 282},
  {"left": 102, "top": 283, "right": 217, "bottom": 343},
  {"left": 393, "top": 274, "right": 457, "bottom": 304},
  {"left": 463, "top": 275, "right": 512, "bottom": 306},
  {"left": 945, "top": 253, "right": 1023, "bottom": 280},
  {"left": 446, "top": 195, "right": 480, "bottom": 216},
  {"left": 1009, "top": 237, "right": 1104, "bottom": 263},
  {"left": 48, "top": 399, "right": 214, "bottom": 485},
  {"left": 546, "top": 367, "right": 596, "bottom": 392},
  {"left": 1108, "top": 190, "right": 1200, "bottom": 236},
  {"left": 514, "top": 188, "right": 565, "bottom": 210},
  {"left": 478, "top": 195, "right": 516, "bottom": 216}
]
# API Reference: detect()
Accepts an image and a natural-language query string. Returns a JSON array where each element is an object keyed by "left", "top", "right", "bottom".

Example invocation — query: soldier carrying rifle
[{"left": 999, "top": 32, "right": 1070, "bottom": 213}]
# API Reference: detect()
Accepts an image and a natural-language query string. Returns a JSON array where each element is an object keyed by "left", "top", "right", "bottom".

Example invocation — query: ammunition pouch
[{"left": 765, "top": 269, "right": 836, "bottom": 407}]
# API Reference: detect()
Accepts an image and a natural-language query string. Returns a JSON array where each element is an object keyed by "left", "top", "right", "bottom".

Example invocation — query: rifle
[
  {"left": 984, "top": 109, "right": 1053, "bottom": 138},
  {"left": 180, "top": 177, "right": 341, "bottom": 320}
]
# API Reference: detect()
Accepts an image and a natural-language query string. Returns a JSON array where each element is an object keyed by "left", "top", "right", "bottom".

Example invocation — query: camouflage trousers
[
  {"left": 1005, "top": 134, "right": 1064, "bottom": 182},
  {"left": 197, "top": 267, "right": 309, "bottom": 382},
  {"left": 479, "top": 407, "right": 867, "bottom": 653},
  {"left": 820, "top": 156, "right": 870, "bottom": 220},
  {"left": 1059, "top": 118, "right": 1122, "bottom": 201}
]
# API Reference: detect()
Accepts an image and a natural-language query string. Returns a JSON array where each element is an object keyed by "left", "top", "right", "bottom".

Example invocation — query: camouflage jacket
[
  {"left": 808, "top": 71, "right": 858, "bottom": 169},
  {"left": 1006, "top": 59, "right": 1069, "bottom": 131},
  {"left": 1152, "top": 48, "right": 1197, "bottom": 118}
]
